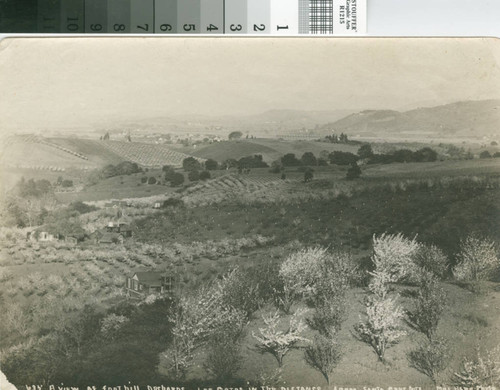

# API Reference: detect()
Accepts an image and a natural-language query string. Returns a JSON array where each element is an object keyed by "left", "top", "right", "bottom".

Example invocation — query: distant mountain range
[
  {"left": 319, "top": 99, "right": 500, "bottom": 139},
  {"left": 99, "top": 100, "right": 500, "bottom": 139},
  {"left": 96, "top": 109, "right": 356, "bottom": 136},
  {"left": 4, "top": 100, "right": 499, "bottom": 140}
]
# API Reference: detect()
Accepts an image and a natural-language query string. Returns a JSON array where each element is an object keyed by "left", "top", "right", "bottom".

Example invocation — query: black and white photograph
[{"left": 0, "top": 37, "right": 499, "bottom": 390}]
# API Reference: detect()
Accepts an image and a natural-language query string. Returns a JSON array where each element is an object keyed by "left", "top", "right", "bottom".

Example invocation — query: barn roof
[{"left": 133, "top": 272, "right": 164, "bottom": 286}]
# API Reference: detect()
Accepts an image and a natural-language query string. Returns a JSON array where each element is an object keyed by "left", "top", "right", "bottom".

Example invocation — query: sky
[{"left": 0, "top": 37, "right": 500, "bottom": 131}]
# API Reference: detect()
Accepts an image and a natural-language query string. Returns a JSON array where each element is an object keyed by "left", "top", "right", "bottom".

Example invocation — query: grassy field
[
  {"left": 55, "top": 169, "right": 171, "bottom": 203},
  {"left": 175, "top": 138, "right": 360, "bottom": 163}
]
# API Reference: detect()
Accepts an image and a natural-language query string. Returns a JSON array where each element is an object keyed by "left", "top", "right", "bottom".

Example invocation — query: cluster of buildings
[
  {"left": 26, "top": 221, "right": 133, "bottom": 245},
  {"left": 26, "top": 199, "right": 177, "bottom": 299}
]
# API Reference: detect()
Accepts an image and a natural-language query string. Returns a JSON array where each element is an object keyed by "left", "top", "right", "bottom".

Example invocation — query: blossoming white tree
[
  {"left": 454, "top": 346, "right": 500, "bottom": 387},
  {"left": 164, "top": 269, "right": 247, "bottom": 378},
  {"left": 278, "top": 247, "right": 327, "bottom": 297},
  {"left": 371, "top": 233, "right": 420, "bottom": 282},
  {"left": 252, "top": 308, "right": 309, "bottom": 367},
  {"left": 355, "top": 295, "right": 406, "bottom": 361},
  {"left": 453, "top": 235, "right": 499, "bottom": 282},
  {"left": 355, "top": 233, "right": 410, "bottom": 362}
]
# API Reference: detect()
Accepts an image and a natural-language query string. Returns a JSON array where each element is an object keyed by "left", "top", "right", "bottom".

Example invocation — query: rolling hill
[
  {"left": 0, "top": 135, "right": 198, "bottom": 171},
  {"left": 0, "top": 135, "right": 122, "bottom": 171},
  {"left": 188, "top": 139, "right": 360, "bottom": 163},
  {"left": 320, "top": 99, "right": 500, "bottom": 139}
]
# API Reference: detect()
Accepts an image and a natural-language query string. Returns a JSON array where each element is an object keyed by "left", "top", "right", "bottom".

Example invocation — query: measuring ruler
[{"left": 1, "top": 0, "right": 365, "bottom": 34}]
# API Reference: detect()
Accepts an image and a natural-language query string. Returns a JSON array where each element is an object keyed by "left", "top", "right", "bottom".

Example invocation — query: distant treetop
[{"left": 228, "top": 131, "right": 243, "bottom": 140}]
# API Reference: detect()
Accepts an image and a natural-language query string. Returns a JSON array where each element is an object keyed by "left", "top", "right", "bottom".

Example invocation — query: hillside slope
[
  {"left": 0, "top": 136, "right": 198, "bottom": 170},
  {"left": 322, "top": 99, "right": 500, "bottom": 139},
  {"left": 0, "top": 135, "right": 119, "bottom": 170}
]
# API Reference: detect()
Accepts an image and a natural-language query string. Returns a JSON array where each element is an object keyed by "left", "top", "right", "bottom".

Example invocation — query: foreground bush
[
  {"left": 413, "top": 244, "right": 449, "bottom": 279},
  {"left": 204, "top": 321, "right": 244, "bottom": 382},
  {"left": 453, "top": 235, "right": 499, "bottom": 282},
  {"left": 308, "top": 297, "right": 346, "bottom": 339},
  {"left": 304, "top": 334, "right": 342, "bottom": 384},
  {"left": 220, "top": 267, "right": 264, "bottom": 317},
  {"left": 409, "top": 272, "right": 446, "bottom": 340},
  {"left": 408, "top": 337, "right": 450, "bottom": 383},
  {"left": 355, "top": 295, "right": 406, "bottom": 362}
]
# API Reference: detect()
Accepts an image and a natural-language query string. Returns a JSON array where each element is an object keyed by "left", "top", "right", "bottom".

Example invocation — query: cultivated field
[{"left": 100, "top": 140, "right": 200, "bottom": 168}]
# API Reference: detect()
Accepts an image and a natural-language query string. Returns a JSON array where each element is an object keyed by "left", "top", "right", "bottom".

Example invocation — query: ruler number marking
[
  {"left": 230, "top": 24, "right": 242, "bottom": 32},
  {"left": 183, "top": 23, "right": 196, "bottom": 32},
  {"left": 253, "top": 24, "right": 265, "bottom": 31},
  {"left": 114, "top": 24, "right": 126, "bottom": 32},
  {"left": 160, "top": 24, "right": 173, "bottom": 32},
  {"left": 137, "top": 24, "right": 149, "bottom": 31},
  {"left": 206, "top": 24, "right": 219, "bottom": 32},
  {"left": 90, "top": 24, "right": 103, "bottom": 31},
  {"left": 67, "top": 17, "right": 79, "bottom": 32}
]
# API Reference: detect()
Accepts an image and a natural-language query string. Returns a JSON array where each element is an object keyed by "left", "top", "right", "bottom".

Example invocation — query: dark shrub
[
  {"left": 346, "top": 162, "right": 361, "bottom": 180},
  {"left": 413, "top": 244, "right": 449, "bottom": 279},
  {"left": 162, "top": 198, "right": 184, "bottom": 208},
  {"left": 358, "top": 144, "right": 373, "bottom": 159},
  {"left": 305, "top": 334, "right": 342, "bottom": 385},
  {"left": 182, "top": 157, "right": 202, "bottom": 172},
  {"left": 408, "top": 273, "right": 446, "bottom": 340},
  {"left": 204, "top": 159, "right": 218, "bottom": 171},
  {"left": 304, "top": 168, "right": 314, "bottom": 182},
  {"left": 200, "top": 171, "right": 211, "bottom": 181},
  {"left": 188, "top": 170, "right": 200, "bottom": 182},
  {"left": 170, "top": 173, "right": 185, "bottom": 187},
  {"left": 281, "top": 153, "right": 301, "bottom": 167},
  {"left": 408, "top": 337, "right": 450, "bottom": 383},
  {"left": 329, "top": 151, "right": 359, "bottom": 165},
  {"left": 301, "top": 152, "right": 318, "bottom": 166}
]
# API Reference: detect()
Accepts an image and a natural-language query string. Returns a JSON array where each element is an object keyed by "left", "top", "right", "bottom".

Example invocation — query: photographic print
[{"left": 0, "top": 37, "right": 499, "bottom": 390}]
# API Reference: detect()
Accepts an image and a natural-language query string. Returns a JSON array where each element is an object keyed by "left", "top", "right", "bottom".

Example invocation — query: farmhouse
[
  {"left": 125, "top": 272, "right": 173, "bottom": 297},
  {"left": 35, "top": 231, "right": 57, "bottom": 242},
  {"left": 27, "top": 230, "right": 80, "bottom": 244},
  {"left": 106, "top": 221, "right": 133, "bottom": 238},
  {"left": 90, "top": 221, "right": 133, "bottom": 244}
]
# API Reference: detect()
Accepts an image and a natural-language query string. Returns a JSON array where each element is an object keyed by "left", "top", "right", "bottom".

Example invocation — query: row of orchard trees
[{"left": 163, "top": 233, "right": 500, "bottom": 385}]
